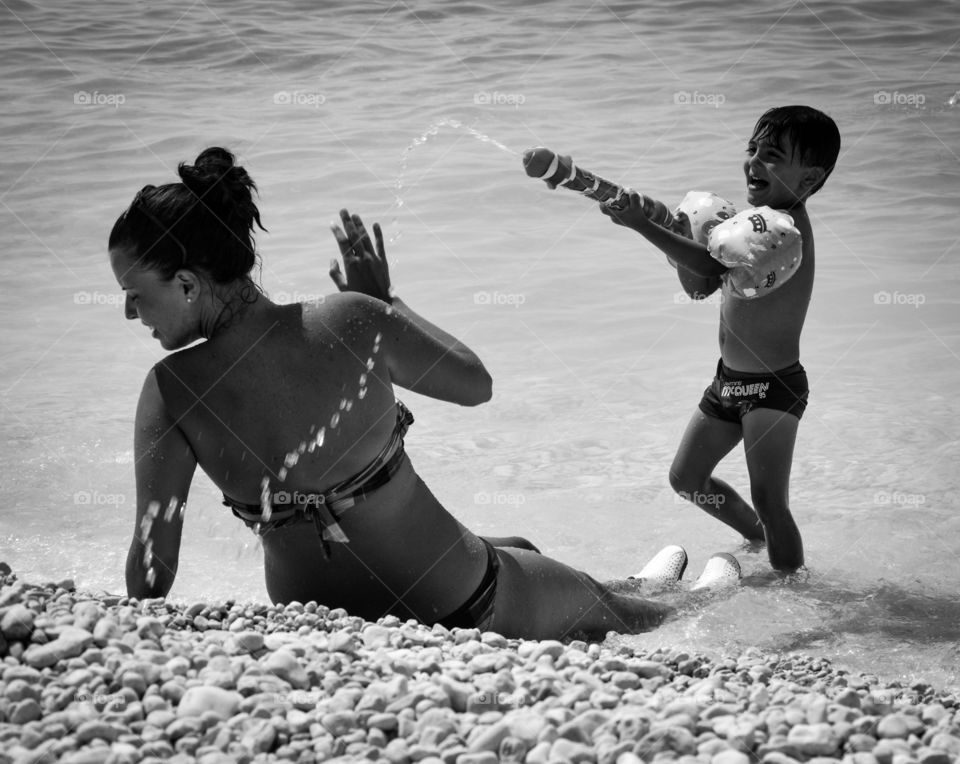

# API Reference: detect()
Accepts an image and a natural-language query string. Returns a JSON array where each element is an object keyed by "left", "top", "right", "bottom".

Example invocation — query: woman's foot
[{"left": 631, "top": 544, "right": 688, "bottom": 583}]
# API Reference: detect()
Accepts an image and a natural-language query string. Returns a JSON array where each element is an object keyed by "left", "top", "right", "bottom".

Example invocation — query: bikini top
[{"left": 221, "top": 401, "right": 414, "bottom": 558}]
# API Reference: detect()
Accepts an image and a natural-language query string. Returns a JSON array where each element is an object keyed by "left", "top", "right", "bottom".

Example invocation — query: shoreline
[{"left": 1, "top": 569, "right": 958, "bottom": 764}]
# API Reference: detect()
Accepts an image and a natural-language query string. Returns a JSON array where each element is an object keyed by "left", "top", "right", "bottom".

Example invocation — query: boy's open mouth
[{"left": 747, "top": 173, "right": 769, "bottom": 190}]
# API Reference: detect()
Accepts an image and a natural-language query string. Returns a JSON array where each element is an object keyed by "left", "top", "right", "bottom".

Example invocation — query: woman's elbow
[{"left": 465, "top": 367, "right": 493, "bottom": 406}]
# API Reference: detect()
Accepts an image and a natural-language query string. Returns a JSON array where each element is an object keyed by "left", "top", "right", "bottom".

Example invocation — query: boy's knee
[
  {"left": 668, "top": 467, "right": 702, "bottom": 498},
  {"left": 750, "top": 488, "right": 789, "bottom": 519}
]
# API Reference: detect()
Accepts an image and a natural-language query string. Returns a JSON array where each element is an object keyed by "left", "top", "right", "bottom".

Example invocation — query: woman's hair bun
[{"left": 178, "top": 147, "right": 254, "bottom": 209}]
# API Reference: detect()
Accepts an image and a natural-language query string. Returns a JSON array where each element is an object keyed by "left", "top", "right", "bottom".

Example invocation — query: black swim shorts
[{"left": 699, "top": 358, "right": 809, "bottom": 423}]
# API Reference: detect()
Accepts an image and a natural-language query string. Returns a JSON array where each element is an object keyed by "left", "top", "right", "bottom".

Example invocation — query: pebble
[
  {"left": 0, "top": 604, "right": 35, "bottom": 641},
  {"left": 0, "top": 567, "right": 958, "bottom": 764},
  {"left": 22, "top": 625, "right": 93, "bottom": 668},
  {"left": 876, "top": 713, "right": 910, "bottom": 739},
  {"left": 176, "top": 686, "right": 241, "bottom": 718}
]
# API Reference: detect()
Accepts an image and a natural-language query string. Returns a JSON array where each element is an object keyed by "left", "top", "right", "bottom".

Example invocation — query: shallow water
[{"left": 1, "top": 0, "right": 958, "bottom": 688}]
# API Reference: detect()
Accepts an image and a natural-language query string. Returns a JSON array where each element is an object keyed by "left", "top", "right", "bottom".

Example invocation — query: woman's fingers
[
  {"left": 329, "top": 258, "right": 348, "bottom": 291},
  {"left": 373, "top": 223, "right": 387, "bottom": 263}
]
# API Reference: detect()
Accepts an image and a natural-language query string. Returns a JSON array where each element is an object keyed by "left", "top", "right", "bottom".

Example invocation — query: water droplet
[
  {"left": 339, "top": 398, "right": 348, "bottom": 410},
  {"left": 144, "top": 547, "right": 153, "bottom": 566},
  {"left": 345, "top": 399, "right": 353, "bottom": 412},
  {"left": 163, "top": 497, "right": 179, "bottom": 522},
  {"left": 359, "top": 373, "right": 367, "bottom": 386},
  {"left": 140, "top": 516, "right": 153, "bottom": 539},
  {"left": 358, "top": 386, "right": 367, "bottom": 399},
  {"left": 366, "top": 358, "right": 375, "bottom": 371},
  {"left": 297, "top": 441, "right": 307, "bottom": 454},
  {"left": 278, "top": 467, "right": 288, "bottom": 481},
  {"left": 145, "top": 568, "right": 156, "bottom": 587},
  {"left": 374, "top": 332, "right": 382, "bottom": 344},
  {"left": 284, "top": 452, "right": 298, "bottom": 468},
  {"left": 315, "top": 427, "right": 326, "bottom": 448},
  {"left": 330, "top": 412, "right": 340, "bottom": 429},
  {"left": 240, "top": 452, "right": 246, "bottom": 462},
  {"left": 146, "top": 500, "right": 160, "bottom": 519}
]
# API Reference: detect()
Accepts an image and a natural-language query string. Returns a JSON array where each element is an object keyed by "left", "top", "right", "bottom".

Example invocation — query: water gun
[{"left": 522, "top": 146, "right": 677, "bottom": 229}]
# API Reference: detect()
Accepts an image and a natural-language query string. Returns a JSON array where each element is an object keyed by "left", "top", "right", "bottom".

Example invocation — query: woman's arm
[
  {"left": 126, "top": 367, "right": 197, "bottom": 598},
  {"left": 601, "top": 192, "right": 729, "bottom": 279},
  {"left": 330, "top": 210, "right": 492, "bottom": 406}
]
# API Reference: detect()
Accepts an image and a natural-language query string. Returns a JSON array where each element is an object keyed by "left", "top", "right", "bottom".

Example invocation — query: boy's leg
[
  {"left": 741, "top": 408, "right": 804, "bottom": 571},
  {"left": 669, "top": 409, "right": 764, "bottom": 540},
  {"left": 487, "top": 547, "right": 670, "bottom": 641}
]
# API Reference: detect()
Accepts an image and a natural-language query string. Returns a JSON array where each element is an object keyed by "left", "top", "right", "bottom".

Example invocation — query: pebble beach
[{"left": 1, "top": 565, "right": 958, "bottom": 764}]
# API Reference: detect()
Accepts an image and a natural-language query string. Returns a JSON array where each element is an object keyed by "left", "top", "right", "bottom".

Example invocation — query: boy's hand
[
  {"left": 599, "top": 190, "right": 651, "bottom": 232},
  {"left": 330, "top": 209, "right": 393, "bottom": 303}
]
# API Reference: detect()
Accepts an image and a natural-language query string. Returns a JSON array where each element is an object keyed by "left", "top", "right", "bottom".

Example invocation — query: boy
[{"left": 602, "top": 105, "right": 841, "bottom": 572}]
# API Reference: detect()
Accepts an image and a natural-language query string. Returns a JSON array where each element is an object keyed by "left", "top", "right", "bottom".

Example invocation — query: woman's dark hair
[
  {"left": 109, "top": 147, "right": 266, "bottom": 282},
  {"left": 750, "top": 106, "right": 841, "bottom": 196}
]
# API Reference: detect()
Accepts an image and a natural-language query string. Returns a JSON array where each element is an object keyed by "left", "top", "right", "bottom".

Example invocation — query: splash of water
[{"left": 389, "top": 118, "right": 518, "bottom": 243}]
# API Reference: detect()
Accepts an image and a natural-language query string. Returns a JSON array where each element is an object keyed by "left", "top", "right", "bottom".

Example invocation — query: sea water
[{"left": 1, "top": 0, "right": 958, "bottom": 688}]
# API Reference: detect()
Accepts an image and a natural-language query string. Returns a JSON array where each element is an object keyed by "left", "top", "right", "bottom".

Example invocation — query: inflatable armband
[
  {"left": 707, "top": 206, "right": 802, "bottom": 299},
  {"left": 674, "top": 191, "right": 738, "bottom": 244}
]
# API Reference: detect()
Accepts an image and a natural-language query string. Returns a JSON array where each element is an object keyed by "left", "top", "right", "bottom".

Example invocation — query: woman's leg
[
  {"left": 486, "top": 547, "right": 670, "bottom": 640},
  {"left": 481, "top": 535, "right": 541, "bottom": 553}
]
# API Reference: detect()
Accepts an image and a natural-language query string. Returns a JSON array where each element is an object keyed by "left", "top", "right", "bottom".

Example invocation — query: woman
[{"left": 110, "top": 147, "right": 719, "bottom": 640}]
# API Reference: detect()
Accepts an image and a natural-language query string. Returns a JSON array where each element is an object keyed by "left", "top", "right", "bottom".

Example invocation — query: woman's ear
[{"left": 175, "top": 270, "right": 201, "bottom": 304}]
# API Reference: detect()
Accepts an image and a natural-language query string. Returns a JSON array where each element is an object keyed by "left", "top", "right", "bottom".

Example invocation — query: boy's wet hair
[
  {"left": 751, "top": 106, "right": 841, "bottom": 196},
  {"left": 109, "top": 147, "right": 266, "bottom": 282}
]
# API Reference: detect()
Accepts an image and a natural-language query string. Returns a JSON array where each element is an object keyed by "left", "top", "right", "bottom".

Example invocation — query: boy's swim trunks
[{"left": 699, "top": 358, "right": 809, "bottom": 422}]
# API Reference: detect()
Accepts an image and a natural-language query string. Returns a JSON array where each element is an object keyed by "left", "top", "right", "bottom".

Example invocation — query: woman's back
[{"left": 155, "top": 295, "right": 398, "bottom": 506}]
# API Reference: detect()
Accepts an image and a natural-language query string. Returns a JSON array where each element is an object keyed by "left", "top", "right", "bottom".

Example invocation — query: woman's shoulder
[{"left": 302, "top": 291, "right": 391, "bottom": 336}]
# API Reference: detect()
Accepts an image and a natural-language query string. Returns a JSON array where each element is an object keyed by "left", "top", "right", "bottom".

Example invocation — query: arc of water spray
[{"left": 390, "top": 119, "right": 518, "bottom": 244}]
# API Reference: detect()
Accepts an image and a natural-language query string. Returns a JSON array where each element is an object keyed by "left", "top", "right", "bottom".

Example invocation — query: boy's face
[{"left": 743, "top": 132, "right": 821, "bottom": 209}]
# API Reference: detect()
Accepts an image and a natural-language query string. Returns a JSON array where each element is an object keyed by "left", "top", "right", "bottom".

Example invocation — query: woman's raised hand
[{"left": 329, "top": 209, "right": 393, "bottom": 303}]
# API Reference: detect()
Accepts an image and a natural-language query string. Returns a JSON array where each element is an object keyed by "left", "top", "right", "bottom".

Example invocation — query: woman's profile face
[{"left": 110, "top": 246, "right": 199, "bottom": 350}]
